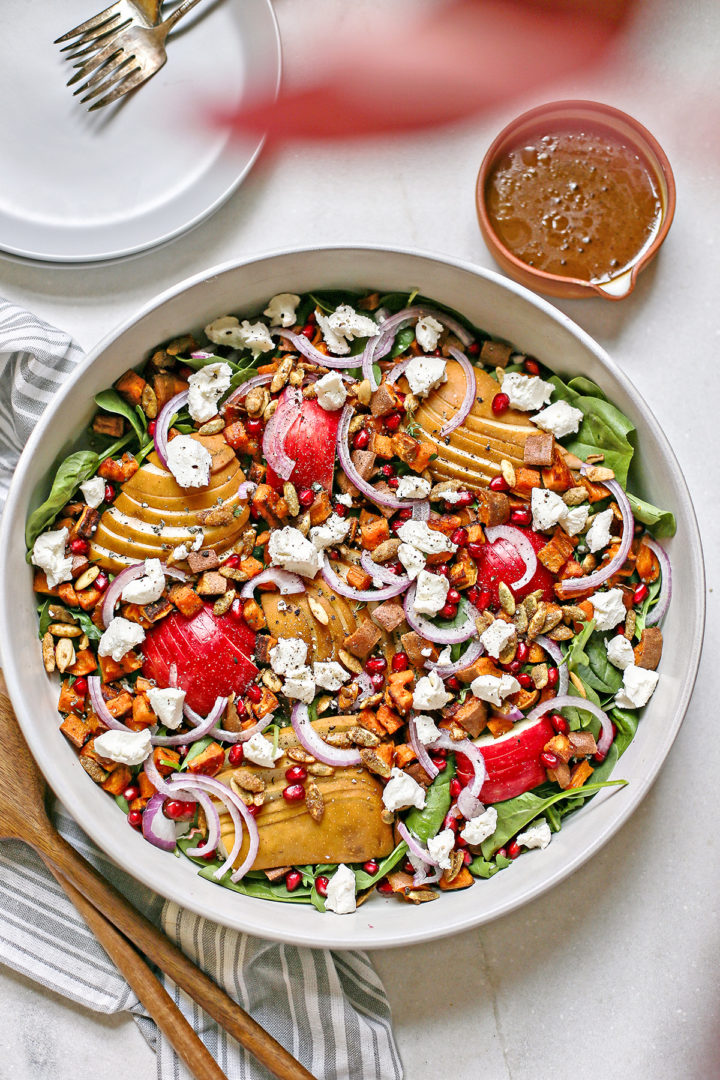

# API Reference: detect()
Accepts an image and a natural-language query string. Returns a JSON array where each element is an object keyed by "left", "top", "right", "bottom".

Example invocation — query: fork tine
[
  {"left": 67, "top": 40, "right": 123, "bottom": 87},
  {"left": 79, "top": 59, "right": 138, "bottom": 105},
  {"left": 89, "top": 65, "right": 153, "bottom": 112},
  {"left": 75, "top": 54, "right": 134, "bottom": 97},
  {"left": 60, "top": 20, "right": 130, "bottom": 59},
  {"left": 54, "top": 3, "right": 122, "bottom": 44}
]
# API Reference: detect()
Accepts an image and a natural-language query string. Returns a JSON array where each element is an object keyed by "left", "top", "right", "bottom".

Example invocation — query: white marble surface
[{"left": 1, "top": 0, "right": 718, "bottom": 1077}]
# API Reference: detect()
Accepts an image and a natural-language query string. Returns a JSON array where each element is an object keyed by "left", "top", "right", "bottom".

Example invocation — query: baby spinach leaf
[
  {"left": 634, "top": 575, "right": 663, "bottom": 636},
  {"left": 564, "top": 617, "right": 596, "bottom": 672},
  {"left": 627, "top": 492, "right": 676, "bottom": 537},
  {"left": 114, "top": 794, "right": 130, "bottom": 814},
  {"left": 468, "top": 852, "right": 512, "bottom": 879},
  {"left": 403, "top": 757, "right": 455, "bottom": 843},
  {"left": 37, "top": 599, "right": 53, "bottom": 638},
  {"left": 94, "top": 389, "right": 146, "bottom": 445},
  {"left": 309, "top": 290, "right": 364, "bottom": 314},
  {"left": 390, "top": 326, "right": 415, "bottom": 358},
  {"left": 549, "top": 376, "right": 636, "bottom": 486},
  {"left": 179, "top": 736, "right": 216, "bottom": 770},
  {"left": 480, "top": 779, "right": 627, "bottom": 857},
  {"left": 25, "top": 450, "right": 100, "bottom": 550},
  {"left": 72, "top": 608, "right": 103, "bottom": 643},
  {"left": 177, "top": 837, "right": 314, "bottom": 903},
  {"left": 574, "top": 632, "right": 623, "bottom": 695},
  {"left": 566, "top": 376, "right": 607, "bottom": 400},
  {"left": 353, "top": 842, "right": 408, "bottom": 890}
]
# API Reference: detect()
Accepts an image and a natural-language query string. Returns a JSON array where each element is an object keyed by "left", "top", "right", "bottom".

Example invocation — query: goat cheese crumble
[
  {"left": 166, "top": 435, "right": 212, "bottom": 489},
  {"left": 502, "top": 372, "right": 553, "bottom": 412},
  {"left": 382, "top": 767, "right": 426, "bottom": 812},
  {"left": 31, "top": 527, "right": 74, "bottom": 589},
  {"left": 404, "top": 355, "right": 447, "bottom": 398},
  {"left": 324, "top": 863, "right": 357, "bottom": 914},
  {"left": 263, "top": 293, "right": 301, "bottom": 327},
  {"left": 93, "top": 728, "right": 152, "bottom": 766},
  {"left": 187, "top": 363, "right": 232, "bottom": 423},
  {"left": 98, "top": 617, "right": 146, "bottom": 662}
]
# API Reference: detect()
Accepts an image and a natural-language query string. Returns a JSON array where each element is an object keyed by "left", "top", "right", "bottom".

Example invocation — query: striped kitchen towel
[{"left": 0, "top": 298, "right": 402, "bottom": 1080}]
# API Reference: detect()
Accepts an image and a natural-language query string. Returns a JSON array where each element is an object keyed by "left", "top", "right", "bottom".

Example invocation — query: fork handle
[{"left": 163, "top": 0, "right": 208, "bottom": 31}]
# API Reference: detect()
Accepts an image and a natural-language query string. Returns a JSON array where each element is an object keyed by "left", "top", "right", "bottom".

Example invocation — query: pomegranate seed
[
  {"left": 352, "top": 428, "right": 370, "bottom": 450},
  {"left": 439, "top": 602, "right": 457, "bottom": 619},
  {"left": 443, "top": 812, "right": 458, "bottom": 832},
  {"left": 433, "top": 746, "right": 448, "bottom": 758},
  {"left": 298, "top": 487, "right": 315, "bottom": 507},
  {"left": 371, "top": 673, "right": 386, "bottom": 690},
  {"left": 123, "top": 784, "right": 140, "bottom": 802},
  {"left": 385, "top": 561, "right": 403, "bottom": 575},
  {"left": 127, "top": 809, "right": 143, "bottom": 830},
  {"left": 301, "top": 324, "right": 315, "bottom": 338},
  {"left": 404, "top": 860, "right": 416, "bottom": 875},
  {"left": 467, "top": 541, "right": 484, "bottom": 560},
  {"left": 515, "top": 641, "right": 529, "bottom": 664},
  {"left": 315, "top": 875, "right": 329, "bottom": 897},
  {"left": 246, "top": 418, "right": 263, "bottom": 436},
  {"left": 385, "top": 412, "right": 402, "bottom": 432},
  {"left": 334, "top": 503, "right": 347, "bottom": 517},
  {"left": 468, "top": 342, "right": 480, "bottom": 356},
  {"left": 381, "top": 463, "right": 395, "bottom": 478},
  {"left": 378, "top": 880, "right": 394, "bottom": 894},
  {"left": 491, "top": 392, "right": 510, "bottom": 416},
  {"left": 229, "top": 598, "right": 244, "bottom": 622},
  {"left": 449, "top": 778, "right": 462, "bottom": 798},
  {"left": 551, "top": 713, "right": 569, "bottom": 735},
  {"left": 540, "top": 750, "right": 559, "bottom": 768},
  {"left": 228, "top": 744, "right": 244, "bottom": 766},
  {"left": 282, "top": 783, "right": 306, "bottom": 803},
  {"left": 445, "top": 675, "right": 460, "bottom": 691},
  {"left": 391, "top": 652, "right": 409, "bottom": 672},
  {"left": 517, "top": 673, "right": 533, "bottom": 690},
  {"left": 477, "top": 586, "right": 492, "bottom": 611},
  {"left": 398, "top": 507, "right": 413, "bottom": 520},
  {"left": 463, "top": 850, "right": 473, "bottom": 865},
  {"left": 507, "top": 840, "right": 521, "bottom": 859},
  {"left": 147, "top": 420, "right": 157, "bottom": 437},
  {"left": 201, "top": 849, "right": 217, "bottom": 861},
  {"left": 489, "top": 475, "right": 509, "bottom": 493},
  {"left": 249, "top": 505, "right": 262, "bottom": 521},
  {"left": 285, "top": 765, "right": 307, "bottom": 783},
  {"left": 70, "top": 538, "right": 88, "bottom": 555},
  {"left": 446, "top": 588, "right": 461, "bottom": 605},
  {"left": 306, "top": 311, "right": 317, "bottom": 324},
  {"left": 510, "top": 507, "right": 532, "bottom": 527},
  {"left": 547, "top": 667, "right": 559, "bottom": 688},
  {"left": 455, "top": 834, "right": 468, "bottom": 848},
  {"left": 224, "top": 554, "right": 241, "bottom": 568},
  {"left": 245, "top": 803, "right": 262, "bottom": 816},
  {"left": 496, "top": 847, "right": 508, "bottom": 860},
  {"left": 246, "top": 684, "right": 262, "bottom": 704},
  {"left": 508, "top": 658, "right": 522, "bottom": 674},
  {"left": 73, "top": 677, "right": 88, "bottom": 696},
  {"left": 388, "top": 477, "right": 400, "bottom": 489},
  {"left": 454, "top": 491, "right": 475, "bottom": 507},
  {"left": 285, "top": 869, "right": 303, "bottom": 891},
  {"left": 593, "top": 749, "right": 608, "bottom": 763},
  {"left": 633, "top": 583, "right": 649, "bottom": 605},
  {"left": 94, "top": 572, "right": 109, "bottom": 593},
  {"left": 363, "top": 860, "right": 379, "bottom": 874},
  {"left": 467, "top": 585, "right": 481, "bottom": 606},
  {"left": 450, "top": 527, "right": 468, "bottom": 547},
  {"left": 365, "top": 656, "right": 388, "bottom": 675},
  {"left": 523, "top": 357, "right": 541, "bottom": 375},
  {"left": 435, "top": 563, "right": 450, "bottom": 577},
  {"left": 164, "top": 799, "right": 197, "bottom": 821},
  {"left": 103, "top": 483, "right": 115, "bottom": 503}
]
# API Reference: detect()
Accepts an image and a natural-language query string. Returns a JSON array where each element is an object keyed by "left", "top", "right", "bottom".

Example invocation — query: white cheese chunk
[
  {"left": 413, "top": 714, "right": 441, "bottom": 745},
  {"left": 517, "top": 819, "right": 552, "bottom": 850},
  {"left": 98, "top": 617, "right": 146, "bottom": 662},
  {"left": 470, "top": 672, "right": 520, "bottom": 707},
  {"left": 187, "top": 362, "right": 232, "bottom": 423},
  {"left": 166, "top": 435, "right": 212, "bottom": 489},
  {"left": 121, "top": 558, "right": 166, "bottom": 605},
  {"left": 316, "top": 305, "right": 380, "bottom": 355},
  {"left": 313, "top": 661, "right": 350, "bottom": 691},
  {"left": 268, "top": 526, "right": 322, "bottom": 578},
  {"left": 80, "top": 476, "right": 106, "bottom": 509},
  {"left": 324, "top": 863, "right": 357, "bottom": 914},
  {"left": 404, "top": 355, "right": 447, "bottom": 398},
  {"left": 412, "top": 670, "right": 452, "bottom": 711},
  {"left": 269, "top": 637, "right": 308, "bottom": 676},
  {"left": 315, "top": 371, "right": 347, "bottom": 412},
  {"left": 397, "top": 520, "right": 457, "bottom": 556},
  {"left": 398, "top": 543, "right": 426, "bottom": 581},
  {"left": 615, "top": 664, "right": 660, "bottom": 709},
  {"left": 606, "top": 634, "right": 635, "bottom": 670},
  {"left": 413, "top": 570, "right": 449, "bottom": 616},
  {"left": 382, "top": 767, "right": 427, "bottom": 812},
  {"left": 502, "top": 372, "right": 553, "bottom": 412},
  {"left": 396, "top": 475, "right": 431, "bottom": 500},
  {"left": 309, "top": 514, "right": 351, "bottom": 551},
  {"left": 147, "top": 687, "right": 186, "bottom": 730},
  {"left": 282, "top": 666, "right": 316, "bottom": 704},
  {"left": 31, "top": 527, "right": 74, "bottom": 589},
  {"left": 559, "top": 504, "right": 589, "bottom": 537},
  {"left": 588, "top": 587, "right": 626, "bottom": 631},
  {"left": 532, "top": 399, "right": 584, "bottom": 438},
  {"left": 427, "top": 828, "right": 455, "bottom": 870},
  {"left": 243, "top": 732, "right": 284, "bottom": 768},
  {"left": 480, "top": 618, "right": 516, "bottom": 660},
  {"left": 461, "top": 806, "right": 498, "bottom": 846},
  {"left": 204, "top": 316, "right": 274, "bottom": 358},
  {"left": 335, "top": 493, "right": 353, "bottom": 507},
  {"left": 414, "top": 315, "right": 443, "bottom": 352},
  {"left": 531, "top": 487, "right": 567, "bottom": 532},
  {"left": 586, "top": 507, "right": 614, "bottom": 553},
  {"left": 93, "top": 728, "right": 152, "bottom": 766},
  {"left": 263, "top": 292, "right": 301, "bottom": 328}
]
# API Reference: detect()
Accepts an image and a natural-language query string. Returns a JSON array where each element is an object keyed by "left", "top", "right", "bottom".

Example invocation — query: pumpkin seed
[{"left": 55, "top": 639, "right": 76, "bottom": 673}]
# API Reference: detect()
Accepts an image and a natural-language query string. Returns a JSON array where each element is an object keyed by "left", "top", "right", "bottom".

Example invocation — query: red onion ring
[
  {"left": 429, "top": 731, "right": 487, "bottom": 797},
  {"left": 183, "top": 788, "right": 220, "bottom": 858},
  {"left": 101, "top": 560, "right": 188, "bottom": 628},
  {"left": 386, "top": 357, "right": 412, "bottom": 385},
  {"left": 364, "top": 305, "right": 473, "bottom": 390},
  {"left": 290, "top": 703, "right": 361, "bottom": 767},
  {"left": 262, "top": 386, "right": 301, "bottom": 481},
  {"left": 222, "top": 372, "right": 274, "bottom": 411},
  {"left": 88, "top": 675, "right": 133, "bottom": 732},
  {"left": 560, "top": 474, "right": 634, "bottom": 595},
  {"left": 236, "top": 481, "right": 256, "bottom": 501},
  {"left": 273, "top": 327, "right": 367, "bottom": 369},
  {"left": 484, "top": 525, "right": 538, "bottom": 591},
  {"left": 534, "top": 634, "right": 569, "bottom": 697},
  {"left": 351, "top": 671, "right": 375, "bottom": 711},
  {"left": 440, "top": 348, "right": 476, "bottom": 437},
  {"left": 321, "top": 555, "right": 410, "bottom": 602},
  {"left": 190, "top": 351, "right": 213, "bottom": 360},
  {"left": 336, "top": 406, "right": 405, "bottom": 511},
  {"left": 408, "top": 716, "right": 439, "bottom": 781},
  {"left": 143, "top": 754, "right": 184, "bottom": 799},
  {"left": 527, "top": 694, "right": 613, "bottom": 758},
  {"left": 403, "top": 587, "right": 479, "bottom": 644},
  {"left": 239, "top": 567, "right": 305, "bottom": 599},
  {"left": 456, "top": 788, "right": 484, "bottom": 821},
  {"left": 168, "top": 772, "right": 259, "bottom": 882},
  {"left": 396, "top": 821, "right": 439, "bottom": 877},
  {"left": 151, "top": 696, "right": 228, "bottom": 747},
  {"left": 141, "top": 792, "right": 178, "bottom": 852},
  {"left": 425, "top": 637, "right": 484, "bottom": 677},
  {"left": 360, "top": 550, "right": 401, "bottom": 586},
  {"left": 205, "top": 713, "right": 273, "bottom": 745},
  {"left": 154, "top": 390, "right": 189, "bottom": 470},
  {"left": 643, "top": 538, "right": 671, "bottom": 626}
]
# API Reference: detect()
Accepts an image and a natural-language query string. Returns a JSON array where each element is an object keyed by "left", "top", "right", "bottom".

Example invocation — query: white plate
[
  {"left": 0, "top": 247, "right": 705, "bottom": 949},
  {"left": 0, "top": 0, "right": 280, "bottom": 263}
]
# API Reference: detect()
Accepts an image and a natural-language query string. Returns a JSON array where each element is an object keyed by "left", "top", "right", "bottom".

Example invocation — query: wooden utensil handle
[
  {"left": 36, "top": 830, "right": 315, "bottom": 1080},
  {"left": 45, "top": 860, "right": 228, "bottom": 1080}
]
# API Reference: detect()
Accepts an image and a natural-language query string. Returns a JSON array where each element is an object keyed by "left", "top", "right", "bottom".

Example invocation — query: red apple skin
[
  {"left": 142, "top": 607, "right": 258, "bottom": 715},
  {"left": 455, "top": 715, "right": 555, "bottom": 802},
  {"left": 266, "top": 397, "right": 341, "bottom": 493},
  {"left": 474, "top": 527, "right": 556, "bottom": 605}
]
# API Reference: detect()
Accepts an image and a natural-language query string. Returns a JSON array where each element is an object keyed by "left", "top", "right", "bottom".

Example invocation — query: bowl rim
[
  {"left": 0, "top": 244, "right": 705, "bottom": 948},
  {"left": 475, "top": 99, "right": 677, "bottom": 300}
]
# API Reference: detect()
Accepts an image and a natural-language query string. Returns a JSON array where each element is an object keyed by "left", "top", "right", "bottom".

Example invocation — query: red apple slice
[
  {"left": 474, "top": 526, "right": 556, "bottom": 605},
  {"left": 266, "top": 397, "right": 341, "bottom": 492},
  {"left": 455, "top": 715, "right": 555, "bottom": 803}
]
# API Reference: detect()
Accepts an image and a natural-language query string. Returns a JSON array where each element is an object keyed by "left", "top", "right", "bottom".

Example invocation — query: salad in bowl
[{"left": 27, "top": 286, "right": 674, "bottom": 915}]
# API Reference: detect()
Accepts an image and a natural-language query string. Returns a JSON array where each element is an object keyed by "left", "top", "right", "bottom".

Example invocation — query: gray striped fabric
[{"left": 0, "top": 299, "right": 402, "bottom": 1080}]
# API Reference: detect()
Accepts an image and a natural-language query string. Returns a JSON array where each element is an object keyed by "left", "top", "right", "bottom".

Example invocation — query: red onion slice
[
  {"left": 359, "top": 550, "right": 404, "bottom": 586},
  {"left": 456, "top": 788, "right": 484, "bottom": 821},
  {"left": 143, "top": 755, "right": 194, "bottom": 800},
  {"left": 396, "top": 821, "right": 439, "bottom": 867},
  {"left": 88, "top": 675, "right": 133, "bottom": 732},
  {"left": 154, "top": 390, "right": 189, "bottom": 470},
  {"left": 408, "top": 716, "right": 439, "bottom": 781},
  {"left": 151, "top": 696, "right": 228, "bottom": 747},
  {"left": 484, "top": 525, "right": 538, "bottom": 591},
  {"left": 364, "top": 305, "right": 474, "bottom": 391},
  {"left": 273, "top": 327, "right": 366, "bottom": 369},
  {"left": 222, "top": 372, "right": 274, "bottom": 411},
  {"left": 168, "top": 773, "right": 259, "bottom": 882},
  {"left": 534, "top": 634, "right": 569, "bottom": 697},
  {"left": 411, "top": 499, "right": 430, "bottom": 521},
  {"left": 290, "top": 703, "right": 361, "bottom": 767},
  {"left": 321, "top": 555, "right": 410, "bottom": 602},
  {"left": 560, "top": 475, "right": 634, "bottom": 595},
  {"left": 429, "top": 731, "right": 487, "bottom": 797},
  {"left": 336, "top": 406, "right": 405, "bottom": 511},
  {"left": 239, "top": 567, "right": 305, "bottom": 599},
  {"left": 101, "top": 560, "right": 188, "bottom": 628},
  {"left": 262, "top": 386, "right": 301, "bottom": 481},
  {"left": 141, "top": 792, "right": 178, "bottom": 852},
  {"left": 183, "top": 788, "right": 220, "bottom": 858},
  {"left": 386, "top": 357, "right": 412, "bottom": 385},
  {"left": 440, "top": 348, "right": 476, "bottom": 437},
  {"left": 206, "top": 714, "right": 274, "bottom": 745},
  {"left": 527, "top": 694, "right": 613, "bottom": 758},
  {"left": 403, "top": 587, "right": 479, "bottom": 644},
  {"left": 643, "top": 538, "right": 671, "bottom": 626},
  {"left": 425, "top": 637, "right": 484, "bottom": 677}
]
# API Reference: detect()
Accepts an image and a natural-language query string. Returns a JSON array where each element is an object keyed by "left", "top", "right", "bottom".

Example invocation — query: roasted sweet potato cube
[
  {"left": 196, "top": 572, "right": 228, "bottom": 597},
  {"left": 168, "top": 583, "right": 205, "bottom": 619},
  {"left": 568, "top": 760, "right": 594, "bottom": 789},
  {"left": 153, "top": 372, "right": 189, "bottom": 411},
  {"left": 377, "top": 703, "right": 405, "bottom": 734},
  {"left": 453, "top": 697, "right": 488, "bottom": 738},
  {"left": 347, "top": 566, "right": 373, "bottom": 591},
  {"left": 475, "top": 490, "right": 510, "bottom": 526},
  {"left": 153, "top": 747, "right": 181, "bottom": 777},
  {"left": 76, "top": 585, "right": 102, "bottom": 612},
  {"left": 115, "top": 369, "right": 147, "bottom": 406},
  {"left": 370, "top": 382, "right": 404, "bottom": 417},
  {"left": 544, "top": 733, "right": 574, "bottom": 763},
  {"left": 393, "top": 743, "right": 417, "bottom": 769},
  {"left": 252, "top": 688, "right": 278, "bottom": 719},
  {"left": 243, "top": 598, "right": 266, "bottom": 630},
  {"left": 386, "top": 670, "right": 415, "bottom": 716},
  {"left": 343, "top": 618, "right": 382, "bottom": 659},
  {"left": 187, "top": 548, "right": 220, "bottom": 574},
  {"left": 547, "top": 761, "right": 572, "bottom": 788},
  {"left": 487, "top": 716, "right": 514, "bottom": 737},
  {"left": 131, "top": 694, "right": 157, "bottom": 730},
  {"left": 79, "top": 757, "right": 109, "bottom": 784},
  {"left": 541, "top": 447, "right": 575, "bottom": 493},
  {"left": 356, "top": 709, "right": 386, "bottom": 738},
  {"left": 457, "top": 656, "right": 502, "bottom": 684},
  {"left": 538, "top": 529, "right": 576, "bottom": 574},
  {"left": 98, "top": 453, "right": 139, "bottom": 483},
  {"left": 400, "top": 630, "right": 438, "bottom": 669},
  {"left": 438, "top": 866, "right": 474, "bottom": 891},
  {"left": 101, "top": 765, "right": 133, "bottom": 795},
  {"left": 58, "top": 682, "right": 85, "bottom": 715},
  {"left": 92, "top": 413, "right": 125, "bottom": 438},
  {"left": 370, "top": 433, "right": 395, "bottom": 459},
  {"left": 59, "top": 713, "right": 90, "bottom": 748},
  {"left": 187, "top": 741, "right": 225, "bottom": 777},
  {"left": 634, "top": 626, "right": 663, "bottom": 670},
  {"left": 105, "top": 691, "right": 134, "bottom": 718}
]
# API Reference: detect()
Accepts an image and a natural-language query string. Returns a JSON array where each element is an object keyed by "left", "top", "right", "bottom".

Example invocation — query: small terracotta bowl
[{"left": 476, "top": 100, "right": 676, "bottom": 301}]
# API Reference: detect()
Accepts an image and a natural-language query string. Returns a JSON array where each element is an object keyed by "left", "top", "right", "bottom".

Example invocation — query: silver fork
[
  {"left": 56, "top": 0, "right": 207, "bottom": 112},
  {"left": 55, "top": 0, "right": 163, "bottom": 60}
]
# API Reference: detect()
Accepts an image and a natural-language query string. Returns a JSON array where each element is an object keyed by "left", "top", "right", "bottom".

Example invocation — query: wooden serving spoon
[{"left": 0, "top": 689, "right": 315, "bottom": 1080}]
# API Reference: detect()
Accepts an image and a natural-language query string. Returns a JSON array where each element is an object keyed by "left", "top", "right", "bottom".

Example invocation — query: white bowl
[{"left": 0, "top": 246, "right": 704, "bottom": 949}]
